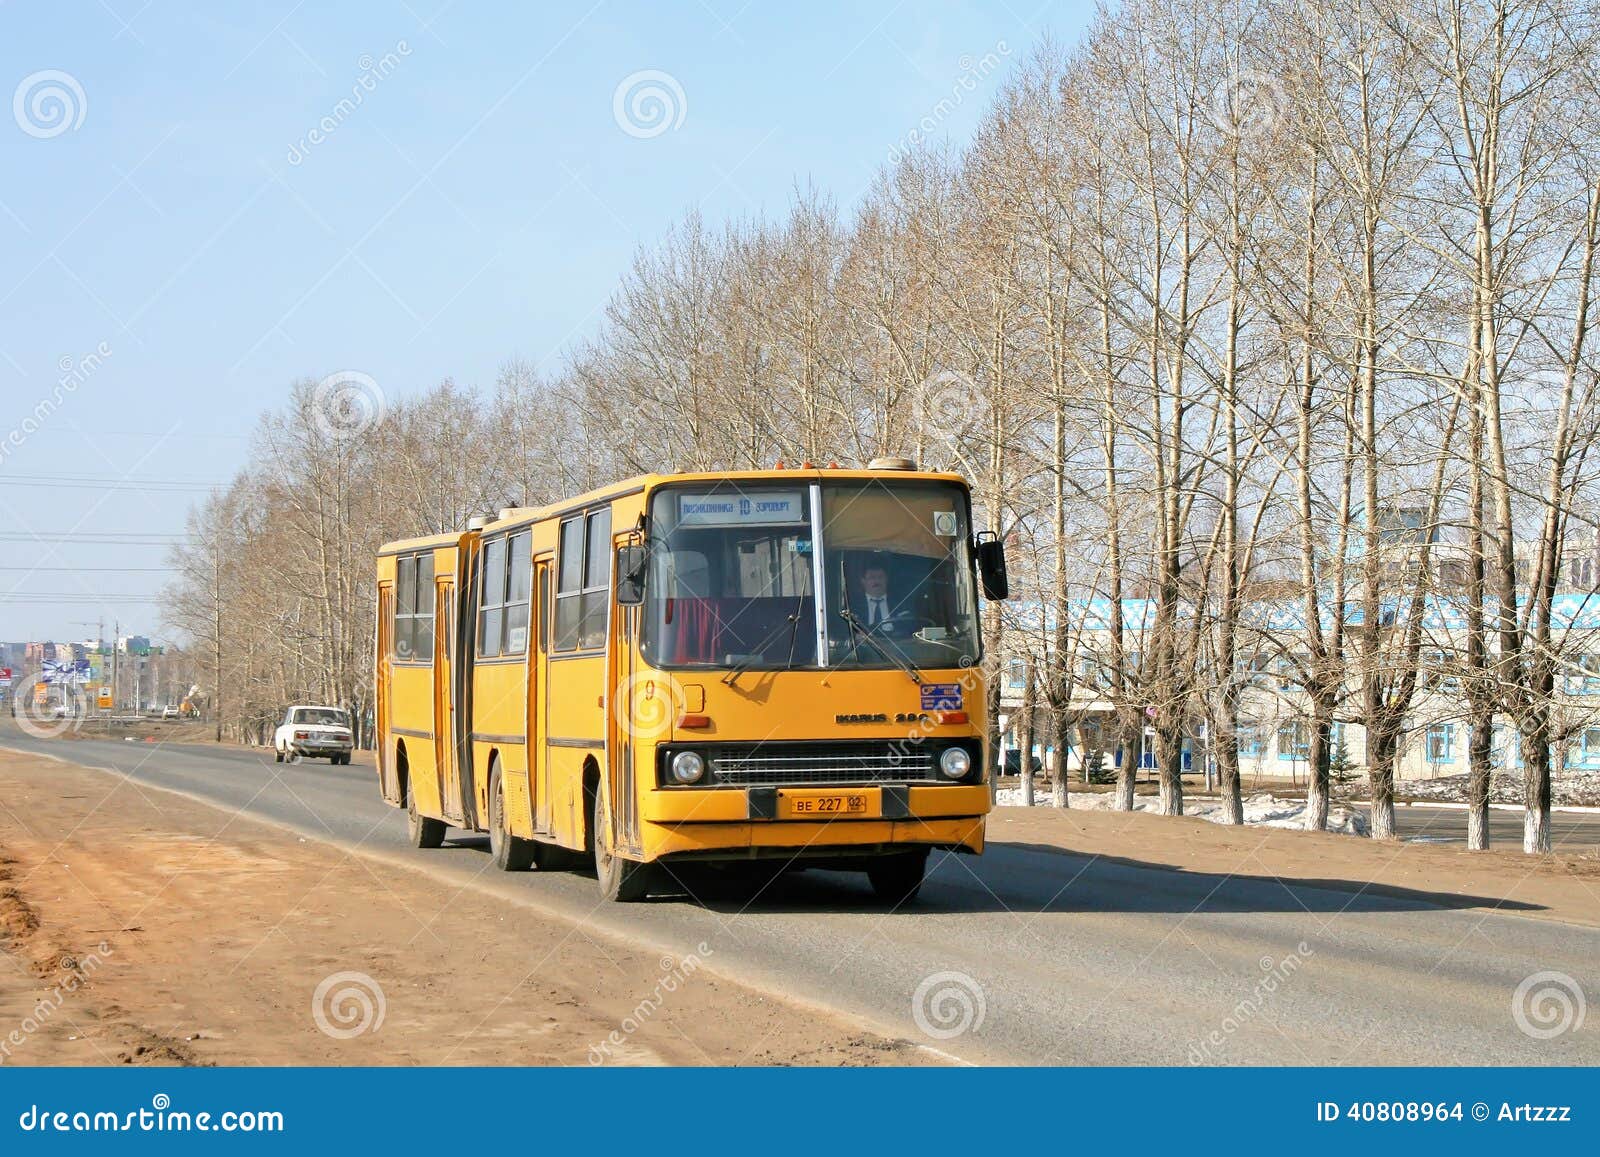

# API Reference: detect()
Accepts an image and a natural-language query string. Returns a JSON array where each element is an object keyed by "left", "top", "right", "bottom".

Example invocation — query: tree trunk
[
  {"left": 1216, "top": 722, "right": 1243, "bottom": 825},
  {"left": 1523, "top": 734, "right": 1553, "bottom": 853},
  {"left": 1114, "top": 717, "right": 1139, "bottom": 811},
  {"left": 1304, "top": 702, "right": 1332, "bottom": 832},
  {"left": 1051, "top": 712, "right": 1071, "bottom": 808},
  {"left": 1466, "top": 718, "right": 1491, "bottom": 851},
  {"left": 1367, "top": 728, "right": 1398, "bottom": 841}
]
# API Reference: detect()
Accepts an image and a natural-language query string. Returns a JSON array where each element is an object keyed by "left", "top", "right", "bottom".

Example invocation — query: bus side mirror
[
  {"left": 616, "top": 544, "right": 646, "bottom": 606},
  {"left": 975, "top": 535, "right": 1009, "bottom": 601}
]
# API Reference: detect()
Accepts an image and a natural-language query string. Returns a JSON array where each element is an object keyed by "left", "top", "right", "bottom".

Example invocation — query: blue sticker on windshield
[{"left": 921, "top": 683, "right": 962, "bottom": 711}]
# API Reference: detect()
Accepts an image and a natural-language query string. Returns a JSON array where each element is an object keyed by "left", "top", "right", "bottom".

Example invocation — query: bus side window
[
  {"left": 479, "top": 536, "right": 506, "bottom": 658},
  {"left": 555, "top": 517, "right": 584, "bottom": 651},
  {"left": 503, "top": 531, "right": 531, "bottom": 655},
  {"left": 537, "top": 562, "right": 549, "bottom": 653},
  {"left": 580, "top": 508, "right": 612, "bottom": 649},
  {"left": 395, "top": 555, "right": 415, "bottom": 659},
  {"left": 414, "top": 552, "right": 434, "bottom": 660}
]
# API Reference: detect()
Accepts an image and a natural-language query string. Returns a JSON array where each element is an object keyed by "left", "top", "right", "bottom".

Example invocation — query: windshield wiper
[{"left": 836, "top": 558, "right": 922, "bottom": 685}]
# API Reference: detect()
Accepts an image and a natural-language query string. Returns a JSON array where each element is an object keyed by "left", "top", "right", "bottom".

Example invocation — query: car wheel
[
  {"left": 593, "top": 788, "right": 650, "bottom": 902},
  {"left": 867, "top": 847, "right": 929, "bottom": 905},
  {"left": 405, "top": 779, "right": 447, "bottom": 849},
  {"left": 274, "top": 748, "right": 284, "bottom": 763}
]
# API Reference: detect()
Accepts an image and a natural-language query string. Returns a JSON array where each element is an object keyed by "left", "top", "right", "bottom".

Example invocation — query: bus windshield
[{"left": 639, "top": 479, "right": 979, "bottom": 670}]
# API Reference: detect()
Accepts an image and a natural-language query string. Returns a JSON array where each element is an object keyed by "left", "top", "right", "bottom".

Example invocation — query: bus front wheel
[
  {"left": 593, "top": 790, "right": 650, "bottom": 902},
  {"left": 867, "top": 848, "right": 928, "bottom": 905},
  {"left": 406, "top": 780, "right": 447, "bottom": 849}
]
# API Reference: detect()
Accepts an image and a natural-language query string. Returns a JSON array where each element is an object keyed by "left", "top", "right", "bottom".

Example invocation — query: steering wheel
[{"left": 875, "top": 611, "right": 935, "bottom": 637}]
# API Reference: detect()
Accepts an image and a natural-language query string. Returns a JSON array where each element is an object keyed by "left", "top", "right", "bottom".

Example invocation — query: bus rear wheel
[
  {"left": 866, "top": 848, "right": 928, "bottom": 905},
  {"left": 406, "top": 780, "right": 447, "bottom": 850},
  {"left": 593, "top": 790, "right": 650, "bottom": 902},
  {"left": 488, "top": 763, "right": 535, "bottom": 872}
]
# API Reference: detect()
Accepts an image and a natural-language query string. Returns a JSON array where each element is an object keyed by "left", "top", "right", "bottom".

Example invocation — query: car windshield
[
  {"left": 294, "top": 708, "right": 348, "bottom": 727},
  {"left": 639, "top": 479, "right": 980, "bottom": 670}
]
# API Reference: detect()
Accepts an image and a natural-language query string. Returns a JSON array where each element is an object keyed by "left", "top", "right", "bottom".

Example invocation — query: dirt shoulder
[
  {"left": 990, "top": 803, "right": 1600, "bottom": 928},
  {"left": 0, "top": 750, "right": 920, "bottom": 1067}
]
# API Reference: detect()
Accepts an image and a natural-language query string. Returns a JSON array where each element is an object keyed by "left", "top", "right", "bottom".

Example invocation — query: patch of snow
[
  {"left": 995, "top": 788, "right": 1370, "bottom": 836},
  {"left": 1400, "top": 769, "right": 1600, "bottom": 808}
]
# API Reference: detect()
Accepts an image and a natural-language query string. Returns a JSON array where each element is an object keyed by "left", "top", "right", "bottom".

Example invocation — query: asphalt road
[
  {"left": 1385, "top": 804, "right": 1600, "bottom": 849},
  {"left": 3, "top": 724, "right": 1596, "bottom": 1066}
]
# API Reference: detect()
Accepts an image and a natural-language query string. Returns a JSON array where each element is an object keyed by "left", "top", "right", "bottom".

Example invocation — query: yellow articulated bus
[{"left": 373, "top": 459, "right": 1009, "bottom": 902}]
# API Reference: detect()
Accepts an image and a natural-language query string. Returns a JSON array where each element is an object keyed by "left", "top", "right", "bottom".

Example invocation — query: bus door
[
  {"left": 436, "top": 577, "right": 465, "bottom": 824},
  {"left": 609, "top": 542, "right": 641, "bottom": 855},
  {"left": 532, "top": 556, "right": 551, "bottom": 832},
  {"left": 376, "top": 583, "right": 400, "bottom": 804}
]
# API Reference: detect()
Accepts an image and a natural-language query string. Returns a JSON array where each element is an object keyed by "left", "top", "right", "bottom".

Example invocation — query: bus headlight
[
  {"left": 938, "top": 746, "right": 972, "bottom": 780},
  {"left": 670, "top": 750, "right": 706, "bottom": 785}
]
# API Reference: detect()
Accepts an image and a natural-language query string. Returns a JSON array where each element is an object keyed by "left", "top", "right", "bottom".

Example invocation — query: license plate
[{"left": 778, "top": 790, "right": 875, "bottom": 819}]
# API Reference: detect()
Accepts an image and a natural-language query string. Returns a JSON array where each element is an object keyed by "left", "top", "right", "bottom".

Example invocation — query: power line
[
  {"left": 0, "top": 533, "right": 190, "bottom": 545},
  {"left": 0, "top": 566, "right": 172, "bottom": 572},
  {"left": 0, "top": 472, "right": 225, "bottom": 492},
  {"left": 0, "top": 595, "right": 159, "bottom": 603}
]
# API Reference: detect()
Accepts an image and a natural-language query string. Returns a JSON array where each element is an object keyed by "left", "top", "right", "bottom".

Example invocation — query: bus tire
[
  {"left": 593, "top": 789, "right": 650, "bottom": 902},
  {"left": 406, "top": 778, "right": 447, "bottom": 849},
  {"left": 866, "top": 847, "right": 928, "bottom": 905},
  {"left": 488, "top": 763, "right": 535, "bottom": 872}
]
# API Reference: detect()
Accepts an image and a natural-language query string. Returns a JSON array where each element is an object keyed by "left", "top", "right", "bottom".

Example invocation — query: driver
[{"left": 857, "top": 563, "right": 897, "bottom": 631}]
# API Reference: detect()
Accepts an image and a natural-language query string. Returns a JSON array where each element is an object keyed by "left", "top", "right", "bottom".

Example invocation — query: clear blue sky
[{"left": 0, "top": 0, "right": 1093, "bottom": 644}]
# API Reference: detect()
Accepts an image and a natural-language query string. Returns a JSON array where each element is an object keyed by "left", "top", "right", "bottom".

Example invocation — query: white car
[{"left": 273, "top": 705, "right": 355, "bottom": 764}]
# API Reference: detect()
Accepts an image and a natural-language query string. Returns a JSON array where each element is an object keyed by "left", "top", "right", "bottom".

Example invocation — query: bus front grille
[{"left": 707, "top": 744, "right": 937, "bottom": 787}]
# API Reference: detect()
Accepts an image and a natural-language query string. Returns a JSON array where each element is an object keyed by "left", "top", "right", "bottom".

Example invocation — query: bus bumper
[{"left": 638, "top": 784, "right": 989, "bottom": 859}]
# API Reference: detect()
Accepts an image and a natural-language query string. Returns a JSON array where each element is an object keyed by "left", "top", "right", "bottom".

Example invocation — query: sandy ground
[
  {"left": 990, "top": 802, "right": 1600, "bottom": 928},
  {"left": 0, "top": 750, "right": 919, "bottom": 1067}
]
